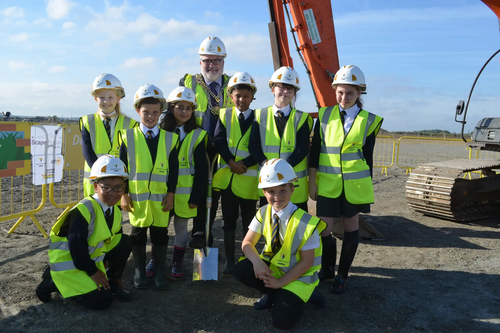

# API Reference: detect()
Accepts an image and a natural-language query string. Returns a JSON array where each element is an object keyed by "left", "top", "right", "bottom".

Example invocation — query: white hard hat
[
  {"left": 199, "top": 36, "right": 227, "bottom": 58},
  {"left": 166, "top": 87, "right": 198, "bottom": 109},
  {"left": 89, "top": 155, "right": 128, "bottom": 182},
  {"left": 227, "top": 72, "right": 257, "bottom": 94},
  {"left": 133, "top": 84, "right": 167, "bottom": 111},
  {"left": 258, "top": 158, "right": 297, "bottom": 189},
  {"left": 269, "top": 66, "right": 300, "bottom": 91},
  {"left": 332, "top": 65, "right": 366, "bottom": 91},
  {"left": 91, "top": 73, "right": 125, "bottom": 98}
]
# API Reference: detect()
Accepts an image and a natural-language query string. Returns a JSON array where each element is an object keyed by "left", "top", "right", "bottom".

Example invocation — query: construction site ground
[{"left": 1, "top": 167, "right": 499, "bottom": 333}]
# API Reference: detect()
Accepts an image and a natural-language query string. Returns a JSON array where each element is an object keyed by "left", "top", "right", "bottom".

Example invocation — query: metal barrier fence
[{"left": 2, "top": 122, "right": 498, "bottom": 237}]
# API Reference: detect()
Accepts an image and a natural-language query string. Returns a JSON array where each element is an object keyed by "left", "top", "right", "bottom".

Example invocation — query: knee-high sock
[{"left": 338, "top": 229, "right": 359, "bottom": 280}]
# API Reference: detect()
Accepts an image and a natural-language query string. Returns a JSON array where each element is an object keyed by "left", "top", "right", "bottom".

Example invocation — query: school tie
[
  {"left": 103, "top": 117, "right": 111, "bottom": 140},
  {"left": 146, "top": 130, "right": 154, "bottom": 140},
  {"left": 174, "top": 128, "right": 181, "bottom": 136},
  {"left": 276, "top": 110, "right": 284, "bottom": 118},
  {"left": 340, "top": 110, "right": 347, "bottom": 125},
  {"left": 271, "top": 213, "right": 281, "bottom": 254},
  {"left": 238, "top": 112, "right": 245, "bottom": 124}
]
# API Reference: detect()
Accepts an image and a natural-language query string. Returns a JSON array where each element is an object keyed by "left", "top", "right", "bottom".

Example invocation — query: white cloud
[
  {"left": 46, "top": 0, "right": 74, "bottom": 20},
  {"left": 8, "top": 33, "right": 29, "bottom": 42},
  {"left": 0, "top": 6, "right": 24, "bottom": 18},
  {"left": 49, "top": 66, "right": 67, "bottom": 73},
  {"left": 62, "top": 21, "right": 75, "bottom": 29},
  {"left": 122, "top": 57, "right": 156, "bottom": 69},
  {"left": 8, "top": 60, "right": 34, "bottom": 70},
  {"left": 223, "top": 34, "right": 272, "bottom": 63},
  {"left": 85, "top": 6, "right": 218, "bottom": 44}
]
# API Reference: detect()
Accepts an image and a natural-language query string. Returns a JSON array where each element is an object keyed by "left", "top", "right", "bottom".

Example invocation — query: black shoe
[
  {"left": 331, "top": 275, "right": 347, "bottom": 294},
  {"left": 254, "top": 294, "right": 273, "bottom": 310},
  {"left": 36, "top": 266, "right": 53, "bottom": 303},
  {"left": 308, "top": 289, "right": 326, "bottom": 309},
  {"left": 189, "top": 235, "right": 206, "bottom": 249},
  {"left": 318, "top": 268, "right": 335, "bottom": 281},
  {"left": 110, "top": 285, "right": 133, "bottom": 302}
]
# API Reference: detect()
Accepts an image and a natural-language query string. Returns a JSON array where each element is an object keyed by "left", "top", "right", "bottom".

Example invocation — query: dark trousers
[
  {"left": 259, "top": 197, "right": 308, "bottom": 212},
  {"left": 131, "top": 225, "right": 169, "bottom": 246},
  {"left": 191, "top": 144, "right": 219, "bottom": 243},
  {"left": 70, "top": 234, "right": 132, "bottom": 310},
  {"left": 221, "top": 188, "right": 257, "bottom": 234},
  {"left": 234, "top": 258, "right": 304, "bottom": 330}
]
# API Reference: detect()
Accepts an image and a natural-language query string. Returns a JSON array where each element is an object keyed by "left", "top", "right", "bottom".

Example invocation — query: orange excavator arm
[
  {"left": 482, "top": 0, "right": 500, "bottom": 19},
  {"left": 268, "top": 0, "right": 340, "bottom": 111}
]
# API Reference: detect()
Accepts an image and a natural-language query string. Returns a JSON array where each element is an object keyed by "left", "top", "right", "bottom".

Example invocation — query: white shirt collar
[
  {"left": 92, "top": 194, "right": 112, "bottom": 215},
  {"left": 235, "top": 107, "right": 253, "bottom": 121},
  {"left": 202, "top": 75, "right": 223, "bottom": 88},
  {"left": 139, "top": 122, "right": 159, "bottom": 137},
  {"left": 272, "top": 104, "right": 291, "bottom": 117},
  {"left": 339, "top": 104, "right": 360, "bottom": 117},
  {"left": 271, "top": 202, "right": 297, "bottom": 225},
  {"left": 175, "top": 125, "right": 186, "bottom": 141},
  {"left": 98, "top": 111, "right": 117, "bottom": 119}
]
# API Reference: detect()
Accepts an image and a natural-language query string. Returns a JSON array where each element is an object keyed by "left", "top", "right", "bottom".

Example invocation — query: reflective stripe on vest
[
  {"left": 213, "top": 107, "right": 259, "bottom": 200},
  {"left": 175, "top": 128, "right": 207, "bottom": 218},
  {"left": 124, "top": 128, "right": 175, "bottom": 227},
  {"left": 255, "top": 107, "right": 311, "bottom": 203},
  {"left": 48, "top": 198, "right": 121, "bottom": 298},
  {"left": 317, "top": 105, "right": 382, "bottom": 204}
]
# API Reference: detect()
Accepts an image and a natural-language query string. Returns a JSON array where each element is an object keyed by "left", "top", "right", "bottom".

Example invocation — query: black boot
[
  {"left": 154, "top": 245, "right": 168, "bottom": 290},
  {"left": 222, "top": 231, "right": 236, "bottom": 276},
  {"left": 319, "top": 235, "right": 336, "bottom": 281},
  {"left": 254, "top": 293, "right": 273, "bottom": 310},
  {"left": 332, "top": 230, "right": 359, "bottom": 294},
  {"left": 36, "top": 265, "right": 57, "bottom": 303},
  {"left": 132, "top": 245, "right": 147, "bottom": 289}
]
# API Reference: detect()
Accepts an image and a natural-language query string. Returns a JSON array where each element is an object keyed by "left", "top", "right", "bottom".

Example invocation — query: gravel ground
[{"left": 1, "top": 167, "right": 499, "bottom": 333}]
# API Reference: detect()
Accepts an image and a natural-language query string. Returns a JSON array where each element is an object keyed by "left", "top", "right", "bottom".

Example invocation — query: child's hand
[
  {"left": 262, "top": 275, "right": 283, "bottom": 289},
  {"left": 229, "top": 160, "right": 248, "bottom": 175},
  {"left": 162, "top": 192, "right": 174, "bottom": 212},
  {"left": 309, "top": 181, "right": 318, "bottom": 201},
  {"left": 121, "top": 194, "right": 133, "bottom": 212},
  {"left": 253, "top": 260, "right": 273, "bottom": 280},
  {"left": 188, "top": 203, "right": 197, "bottom": 209}
]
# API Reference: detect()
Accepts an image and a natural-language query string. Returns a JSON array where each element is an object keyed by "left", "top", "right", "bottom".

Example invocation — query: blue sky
[{"left": 1, "top": 0, "right": 499, "bottom": 132}]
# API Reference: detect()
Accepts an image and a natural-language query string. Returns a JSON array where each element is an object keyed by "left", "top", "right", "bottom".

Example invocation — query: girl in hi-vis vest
[
  {"left": 80, "top": 73, "right": 137, "bottom": 197},
  {"left": 309, "top": 65, "right": 383, "bottom": 294},
  {"left": 143, "top": 87, "right": 208, "bottom": 279}
]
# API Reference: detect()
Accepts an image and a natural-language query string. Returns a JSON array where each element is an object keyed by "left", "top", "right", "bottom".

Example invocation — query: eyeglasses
[
  {"left": 97, "top": 184, "right": 125, "bottom": 193},
  {"left": 200, "top": 58, "right": 223, "bottom": 65},
  {"left": 274, "top": 84, "right": 295, "bottom": 92}
]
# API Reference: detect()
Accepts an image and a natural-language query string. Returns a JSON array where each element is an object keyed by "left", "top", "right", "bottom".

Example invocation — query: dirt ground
[{"left": 1, "top": 167, "right": 499, "bottom": 333}]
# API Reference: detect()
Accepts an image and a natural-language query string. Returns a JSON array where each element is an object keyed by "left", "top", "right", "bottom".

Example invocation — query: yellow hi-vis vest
[
  {"left": 80, "top": 114, "right": 137, "bottom": 197},
  {"left": 255, "top": 204, "right": 326, "bottom": 302},
  {"left": 175, "top": 128, "right": 207, "bottom": 218},
  {"left": 121, "top": 127, "right": 178, "bottom": 227},
  {"left": 254, "top": 107, "right": 312, "bottom": 203},
  {"left": 182, "top": 74, "right": 234, "bottom": 127},
  {"left": 213, "top": 107, "right": 259, "bottom": 200},
  {"left": 48, "top": 198, "right": 122, "bottom": 298},
  {"left": 316, "top": 105, "right": 383, "bottom": 204}
]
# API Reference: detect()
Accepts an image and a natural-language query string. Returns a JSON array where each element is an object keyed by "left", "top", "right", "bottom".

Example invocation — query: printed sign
[
  {"left": 31, "top": 125, "right": 64, "bottom": 185},
  {"left": 303, "top": 9, "right": 322, "bottom": 45}
]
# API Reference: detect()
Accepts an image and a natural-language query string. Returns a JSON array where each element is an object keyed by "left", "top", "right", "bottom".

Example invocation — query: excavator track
[{"left": 406, "top": 159, "right": 500, "bottom": 222}]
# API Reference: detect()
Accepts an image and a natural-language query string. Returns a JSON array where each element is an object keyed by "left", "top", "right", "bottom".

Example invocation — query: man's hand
[
  {"left": 121, "top": 194, "right": 133, "bottom": 212},
  {"left": 229, "top": 160, "right": 248, "bottom": 175},
  {"left": 90, "top": 270, "right": 109, "bottom": 291},
  {"left": 162, "top": 192, "right": 174, "bottom": 212}
]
